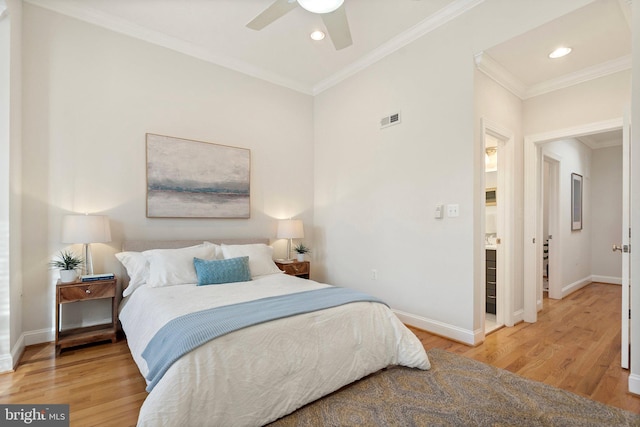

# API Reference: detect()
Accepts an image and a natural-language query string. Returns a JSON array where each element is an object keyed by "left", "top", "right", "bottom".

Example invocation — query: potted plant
[
  {"left": 293, "top": 243, "right": 311, "bottom": 262},
  {"left": 50, "top": 250, "right": 84, "bottom": 283}
]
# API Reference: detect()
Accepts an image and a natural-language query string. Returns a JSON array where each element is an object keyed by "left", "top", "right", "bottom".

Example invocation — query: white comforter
[{"left": 119, "top": 273, "right": 430, "bottom": 427}]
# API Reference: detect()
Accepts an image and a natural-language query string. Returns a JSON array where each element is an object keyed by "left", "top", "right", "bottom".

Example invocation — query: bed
[{"left": 117, "top": 239, "right": 430, "bottom": 427}]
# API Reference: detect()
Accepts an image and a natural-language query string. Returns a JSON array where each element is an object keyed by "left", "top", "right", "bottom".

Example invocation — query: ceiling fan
[{"left": 246, "top": 0, "right": 352, "bottom": 50}]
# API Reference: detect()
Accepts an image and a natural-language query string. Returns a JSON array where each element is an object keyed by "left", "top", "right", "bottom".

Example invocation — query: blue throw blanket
[{"left": 142, "top": 287, "right": 387, "bottom": 392}]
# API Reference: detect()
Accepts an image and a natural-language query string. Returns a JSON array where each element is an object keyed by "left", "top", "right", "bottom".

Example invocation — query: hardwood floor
[
  {"left": 410, "top": 282, "right": 640, "bottom": 414},
  {"left": 0, "top": 282, "right": 637, "bottom": 426}
]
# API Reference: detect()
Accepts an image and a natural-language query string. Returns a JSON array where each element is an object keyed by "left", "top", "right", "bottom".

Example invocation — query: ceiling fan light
[
  {"left": 297, "top": 0, "right": 344, "bottom": 14},
  {"left": 310, "top": 30, "right": 326, "bottom": 41},
  {"left": 548, "top": 47, "right": 572, "bottom": 59}
]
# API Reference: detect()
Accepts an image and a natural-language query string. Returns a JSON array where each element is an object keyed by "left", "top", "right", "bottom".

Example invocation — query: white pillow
[
  {"left": 115, "top": 251, "right": 149, "bottom": 297},
  {"left": 203, "top": 241, "right": 224, "bottom": 259},
  {"left": 145, "top": 244, "right": 218, "bottom": 287},
  {"left": 220, "top": 243, "right": 282, "bottom": 278}
]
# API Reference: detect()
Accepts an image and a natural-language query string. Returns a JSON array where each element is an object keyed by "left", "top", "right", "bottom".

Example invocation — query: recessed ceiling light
[
  {"left": 549, "top": 47, "right": 572, "bottom": 59},
  {"left": 310, "top": 30, "right": 325, "bottom": 41},
  {"left": 298, "top": 0, "right": 344, "bottom": 14}
]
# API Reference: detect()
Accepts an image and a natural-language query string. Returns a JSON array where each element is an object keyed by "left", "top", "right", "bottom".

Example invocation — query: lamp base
[{"left": 82, "top": 243, "right": 94, "bottom": 276}]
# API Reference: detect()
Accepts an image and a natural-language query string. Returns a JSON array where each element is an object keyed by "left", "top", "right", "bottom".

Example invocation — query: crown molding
[
  {"left": 474, "top": 51, "right": 527, "bottom": 99},
  {"left": 526, "top": 54, "right": 632, "bottom": 99},
  {"left": 24, "top": 0, "right": 315, "bottom": 95},
  {"left": 475, "top": 49, "right": 631, "bottom": 101},
  {"left": 578, "top": 136, "right": 622, "bottom": 150},
  {"left": 25, "top": 0, "right": 484, "bottom": 97},
  {"left": 313, "top": 0, "right": 485, "bottom": 95}
]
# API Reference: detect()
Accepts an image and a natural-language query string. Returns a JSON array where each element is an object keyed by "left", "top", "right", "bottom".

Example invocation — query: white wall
[
  {"left": 591, "top": 146, "right": 622, "bottom": 283},
  {"left": 542, "top": 139, "right": 592, "bottom": 295},
  {"left": 20, "top": 4, "right": 314, "bottom": 342},
  {"left": 313, "top": 0, "right": 592, "bottom": 344},
  {"left": 0, "top": 0, "right": 23, "bottom": 372},
  {"left": 524, "top": 71, "right": 631, "bottom": 135},
  {"left": 0, "top": 2, "right": 12, "bottom": 371}
]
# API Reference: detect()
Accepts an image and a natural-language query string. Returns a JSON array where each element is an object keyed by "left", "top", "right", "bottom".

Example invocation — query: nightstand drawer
[
  {"left": 59, "top": 282, "right": 116, "bottom": 303},
  {"left": 274, "top": 261, "right": 310, "bottom": 279},
  {"left": 280, "top": 262, "right": 309, "bottom": 276}
]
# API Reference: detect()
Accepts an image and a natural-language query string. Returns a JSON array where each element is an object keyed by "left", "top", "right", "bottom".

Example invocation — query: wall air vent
[{"left": 380, "top": 112, "right": 401, "bottom": 129}]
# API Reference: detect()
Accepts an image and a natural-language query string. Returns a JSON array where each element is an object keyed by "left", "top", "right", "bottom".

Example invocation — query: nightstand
[
  {"left": 274, "top": 261, "right": 310, "bottom": 279},
  {"left": 55, "top": 277, "right": 118, "bottom": 355}
]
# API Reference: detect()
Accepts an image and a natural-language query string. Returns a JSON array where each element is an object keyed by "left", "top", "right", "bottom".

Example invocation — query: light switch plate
[{"left": 435, "top": 204, "right": 444, "bottom": 219}]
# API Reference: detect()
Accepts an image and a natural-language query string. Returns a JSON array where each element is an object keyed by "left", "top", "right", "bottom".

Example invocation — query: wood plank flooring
[
  {"left": 410, "top": 282, "right": 640, "bottom": 414},
  {"left": 0, "top": 282, "right": 637, "bottom": 426}
]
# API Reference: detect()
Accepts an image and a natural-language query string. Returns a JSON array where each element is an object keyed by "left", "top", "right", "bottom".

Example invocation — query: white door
[{"left": 620, "top": 112, "right": 631, "bottom": 369}]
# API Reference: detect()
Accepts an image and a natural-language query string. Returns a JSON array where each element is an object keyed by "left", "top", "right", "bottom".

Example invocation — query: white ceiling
[
  {"left": 476, "top": 0, "right": 632, "bottom": 100},
  {"left": 25, "top": 0, "right": 632, "bottom": 120},
  {"left": 27, "top": 0, "right": 474, "bottom": 94},
  {"left": 477, "top": 0, "right": 631, "bottom": 148}
]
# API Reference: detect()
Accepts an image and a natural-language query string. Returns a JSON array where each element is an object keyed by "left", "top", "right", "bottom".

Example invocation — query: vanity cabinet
[{"left": 486, "top": 249, "right": 497, "bottom": 314}]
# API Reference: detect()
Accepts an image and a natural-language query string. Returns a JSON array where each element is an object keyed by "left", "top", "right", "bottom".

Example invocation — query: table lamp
[
  {"left": 277, "top": 219, "right": 304, "bottom": 261},
  {"left": 62, "top": 214, "right": 112, "bottom": 275}
]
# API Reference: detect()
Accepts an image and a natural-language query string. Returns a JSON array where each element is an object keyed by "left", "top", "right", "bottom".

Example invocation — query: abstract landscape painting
[{"left": 146, "top": 134, "right": 250, "bottom": 218}]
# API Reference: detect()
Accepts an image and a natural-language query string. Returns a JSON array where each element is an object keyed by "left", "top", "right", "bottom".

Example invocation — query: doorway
[
  {"left": 523, "top": 119, "right": 625, "bottom": 325},
  {"left": 481, "top": 119, "right": 515, "bottom": 333},
  {"left": 542, "top": 153, "right": 561, "bottom": 302}
]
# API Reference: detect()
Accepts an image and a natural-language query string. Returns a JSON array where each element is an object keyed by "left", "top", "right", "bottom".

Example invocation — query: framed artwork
[
  {"left": 571, "top": 173, "right": 582, "bottom": 231},
  {"left": 146, "top": 134, "right": 251, "bottom": 218}
]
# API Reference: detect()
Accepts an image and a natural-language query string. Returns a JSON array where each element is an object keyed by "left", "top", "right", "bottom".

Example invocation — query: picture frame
[
  {"left": 571, "top": 173, "right": 582, "bottom": 231},
  {"left": 146, "top": 133, "right": 251, "bottom": 218}
]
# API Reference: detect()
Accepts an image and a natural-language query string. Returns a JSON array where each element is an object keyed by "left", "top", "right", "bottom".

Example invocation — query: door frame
[
  {"left": 481, "top": 118, "right": 514, "bottom": 328},
  {"left": 542, "top": 152, "right": 562, "bottom": 302},
  {"left": 523, "top": 118, "right": 623, "bottom": 323}
]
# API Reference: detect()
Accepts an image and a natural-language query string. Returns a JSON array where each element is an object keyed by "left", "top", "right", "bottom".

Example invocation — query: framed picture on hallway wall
[{"left": 571, "top": 173, "right": 582, "bottom": 231}]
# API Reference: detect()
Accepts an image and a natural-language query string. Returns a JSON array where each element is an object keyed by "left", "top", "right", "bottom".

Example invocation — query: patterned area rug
[{"left": 270, "top": 348, "right": 640, "bottom": 426}]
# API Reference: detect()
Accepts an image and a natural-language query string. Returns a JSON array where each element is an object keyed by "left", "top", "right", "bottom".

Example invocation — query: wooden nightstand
[
  {"left": 274, "top": 261, "right": 310, "bottom": 279},
  {"left": 55, "top": 277, "right": 118, "bottom": 355}
]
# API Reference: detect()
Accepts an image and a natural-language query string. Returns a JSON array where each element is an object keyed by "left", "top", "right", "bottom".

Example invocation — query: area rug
[{"left": 269, "top": 348, "right": 640, "bottom": 426}]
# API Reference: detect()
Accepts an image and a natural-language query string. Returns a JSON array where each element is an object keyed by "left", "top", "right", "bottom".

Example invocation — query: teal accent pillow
[{"left": 193, "top": 256, "right": 251, "bottom": 286}]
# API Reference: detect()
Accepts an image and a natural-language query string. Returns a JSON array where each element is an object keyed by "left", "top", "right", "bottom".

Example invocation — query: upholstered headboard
[{"left": 120, "top": 238, "right": 270, "bottom": 289}]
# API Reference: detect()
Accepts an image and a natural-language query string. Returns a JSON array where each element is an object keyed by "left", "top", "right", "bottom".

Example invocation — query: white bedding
[{"left": 120, "top": 273, "right": 430, "bottom": 426}]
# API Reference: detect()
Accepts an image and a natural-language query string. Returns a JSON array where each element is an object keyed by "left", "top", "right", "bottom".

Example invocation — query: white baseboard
[
  {"left": 0, "top": 353, "right": 13, "bottom": 373},
  {"left": 591, "top": 275, "right": 622, "bottom": 285},
  {"left": 1, "top": 334, "right": 26, "bottom": 374},
  {"left": 23, "top": 328, "right": 54, "bottom": 346},
  {"left": 562, "top": 276, "right": 592, "bottom": 298},
  {"left": 512, "top": 309, "right": 524, "bottom": 325},
  {"left": 393, "top": 309, "right": 477, "bottom": 345},
  {"left": 10, "top": 333, "right": 25, "bottom": 370},
  {"left": 629, "top": 373, "right": 640, "bottom": 395}
]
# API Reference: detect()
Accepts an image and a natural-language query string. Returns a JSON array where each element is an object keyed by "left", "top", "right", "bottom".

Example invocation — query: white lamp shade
[
  {"left": 297, "top": 0, "right": 344, "bottom": 14},
  {"left": 62, "top": 215, "right": 112, "bottom": 244},
  {"left": 277, "top": 219, "right": 304, "bottom": 239}
]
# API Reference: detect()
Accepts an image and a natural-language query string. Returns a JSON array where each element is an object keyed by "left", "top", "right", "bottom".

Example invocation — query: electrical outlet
[
  {"left": 447, "top": 204, "right": 459, "bottom": 218},
  {"left": 371, "top": 269, "right": 378, "bottom": 280}
]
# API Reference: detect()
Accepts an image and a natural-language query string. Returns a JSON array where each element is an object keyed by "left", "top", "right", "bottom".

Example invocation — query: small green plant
[
  {"left": 293, "top": 243, "right": 311, "bottom": 254},
  {"left": 50, "top": 250, "right": 84, "bottom": 271}
]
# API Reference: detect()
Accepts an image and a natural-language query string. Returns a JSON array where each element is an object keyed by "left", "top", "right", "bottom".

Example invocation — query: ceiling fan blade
[
  {"left": 321, "top": 5, "right": 352, "bottom": 50},
  {"left": 246, "top": 0, "right": 298, "bottom": 31}
]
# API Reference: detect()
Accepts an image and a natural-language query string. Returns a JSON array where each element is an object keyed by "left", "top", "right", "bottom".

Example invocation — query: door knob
[{"left": 613, "top": 244, "right": 623, "bottom": 252}]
